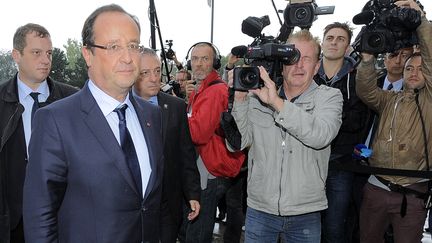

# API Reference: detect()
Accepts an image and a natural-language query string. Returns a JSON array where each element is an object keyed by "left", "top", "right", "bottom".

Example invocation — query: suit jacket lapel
[
  {"left": 130, "top": 95, "right": 160, "bottom": 200},
  {"left": 80, "top": 84, "right": 139, "bottom": 196}
]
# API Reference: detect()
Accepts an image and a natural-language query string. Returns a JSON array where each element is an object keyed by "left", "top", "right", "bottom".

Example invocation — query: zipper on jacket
[
  {"left": 387, "top": 96, "right": 404, "bottom": 142},
  {"left": 1, "top": 103, "right": 22, "bottom": 150},
  {"left": 278, "top": 132, "right": 286, "bottom": 215}
]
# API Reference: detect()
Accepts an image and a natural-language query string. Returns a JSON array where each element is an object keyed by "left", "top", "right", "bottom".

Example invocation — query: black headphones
[{"left": 185, "top": 42, "right": 221, "bottom": 71}]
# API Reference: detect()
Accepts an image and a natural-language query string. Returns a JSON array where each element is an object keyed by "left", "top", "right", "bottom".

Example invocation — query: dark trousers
[
  {"left": 322, "top": 169, "right": 354, "bottom": 243},
  {"left": 223, "top": 173, "right": 245, "bottom": 243},
  {"left": 10, "top": 218, "right": 25, "bottom": 243},
  {"left": 360, "top": 182, "right": 427, "bottom": 243},
  {"left": 179, "top": 176, "right": 244, "bottom": 243},
  {"left": 160, "top": 209, "right": 180, "bottom": 243}
]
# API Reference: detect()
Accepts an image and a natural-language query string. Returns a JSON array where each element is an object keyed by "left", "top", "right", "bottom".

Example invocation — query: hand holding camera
[
  {"left": 185, "top": 80, "right": 197, "bottom": 97},
  {"left": 232, "top": 66, "right": 284, "bottom": 111}
]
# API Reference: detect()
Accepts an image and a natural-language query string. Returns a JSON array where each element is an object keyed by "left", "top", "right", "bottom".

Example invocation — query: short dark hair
[
  {"left": 82, "top": 4, "right": 140, "bottom": 50},
  {"left": 323, "top": 22, "right": 353, "bottom": 44},
  {"left": 13, "top": 23, "right": 50, "bottom": 54}
]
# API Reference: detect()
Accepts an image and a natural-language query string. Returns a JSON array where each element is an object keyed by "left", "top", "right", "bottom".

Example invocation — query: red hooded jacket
[{"left": 187, "top": 70, "right": 245, "bottom": 177}]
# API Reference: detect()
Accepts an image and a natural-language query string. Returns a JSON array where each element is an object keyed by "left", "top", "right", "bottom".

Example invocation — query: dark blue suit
[{"left": 23, "top": 83, "right": 164, "bottom": 243}]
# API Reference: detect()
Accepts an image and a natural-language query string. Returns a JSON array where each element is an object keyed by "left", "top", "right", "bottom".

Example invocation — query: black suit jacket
[
  {"left": 0, "top": 74, "right": 77, "bottom": 242},
  {"left": 23, "top": 83, "right": 164, "bottom": 243},
  {"left": 157, "top": 92, "right": 200, "bottom": 226}
]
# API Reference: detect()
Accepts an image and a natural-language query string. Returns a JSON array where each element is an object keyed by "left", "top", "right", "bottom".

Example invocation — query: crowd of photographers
[
  {"left": 155, "top": 0, "right": 431, "bottom": 242},
  {"left": 0, "top": 0, "right": 431, "bottom": 243}
]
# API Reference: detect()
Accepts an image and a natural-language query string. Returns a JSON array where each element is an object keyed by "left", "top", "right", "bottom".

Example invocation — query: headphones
[{"left": 185, "top": 42, "right": 221, "bottom": 71}]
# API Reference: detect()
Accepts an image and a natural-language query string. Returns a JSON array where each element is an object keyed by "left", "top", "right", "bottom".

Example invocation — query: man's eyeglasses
[{"left": 86, "top": 42, "right": 143, "bottom": 55}]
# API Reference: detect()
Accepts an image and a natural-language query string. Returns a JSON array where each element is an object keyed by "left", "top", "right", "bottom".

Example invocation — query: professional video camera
[
  {"left": 233, "top": 16, "right": 300, "bottom": 91},
  {"left": 161, "top": 40, "right": 175, "bottom": 60},
  {"left": 284, "top": 0, "right": 335, "bottom": 29},
  {"left": 352, "top": 0, "right": 423, "bottom": 54},
  {"left": 232, "top": 0, "right": 334, "bottom": 91}
]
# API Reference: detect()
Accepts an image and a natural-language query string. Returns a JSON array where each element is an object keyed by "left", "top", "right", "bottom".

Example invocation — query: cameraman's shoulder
[{"left": 317, "top": 85, "right": 343, "bottom": 100}]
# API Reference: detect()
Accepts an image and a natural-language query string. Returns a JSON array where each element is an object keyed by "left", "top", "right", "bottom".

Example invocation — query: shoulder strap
[{"left": 208, "top": 79, "right": 225, "bottom": 87}]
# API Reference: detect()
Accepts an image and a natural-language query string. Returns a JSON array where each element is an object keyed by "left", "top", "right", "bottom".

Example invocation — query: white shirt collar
[
  {"left": 87, "top": 80, "right": 134, "bottom": 117},
  {"left": 17, "top": 75, "right": 49, "bottom": 99}
]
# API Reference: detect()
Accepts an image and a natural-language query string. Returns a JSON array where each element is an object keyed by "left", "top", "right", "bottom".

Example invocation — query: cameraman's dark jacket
[
  {"left": 314, "top": 56, "right": 370, "bottom": 161},
  {"left": 356, "top": 16, "right": 432, "bottom": 186}
]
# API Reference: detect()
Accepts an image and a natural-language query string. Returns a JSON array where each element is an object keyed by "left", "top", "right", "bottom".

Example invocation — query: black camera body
[
  {"left": 284, "top": 0, "right": 335, "bottom": 29},
  {"left": 232, "top": 40, "right": 300, "bottom": 91},
  {"left": 233, "top": 15, "right": 301, "bottom": 91},
  {"left": 352, "top": 0, "right": 422, "bottom": 54}
]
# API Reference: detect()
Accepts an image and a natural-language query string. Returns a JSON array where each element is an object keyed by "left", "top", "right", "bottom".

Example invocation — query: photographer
[
  {"left": 230, "top": 30, "right": 343, "bottom": 242},
  {"left": 355, "top": 1, "right": 431, "bottom": 242}
]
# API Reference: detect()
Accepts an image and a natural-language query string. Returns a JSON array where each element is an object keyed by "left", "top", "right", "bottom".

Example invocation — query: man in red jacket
[{"left": 179, "top": 42, "right": 245, "bottom": 243}]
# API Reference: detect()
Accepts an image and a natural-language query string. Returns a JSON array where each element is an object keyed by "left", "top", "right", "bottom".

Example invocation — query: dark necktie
[
  {"left": 387, "top": 83, "right": 393, "bottom": 90},
  {"left": 114, "top": 104, "right": 143, "bottom": 196},
  {"left": 29, "top": 92, "right": 40, "bottom": 120}
]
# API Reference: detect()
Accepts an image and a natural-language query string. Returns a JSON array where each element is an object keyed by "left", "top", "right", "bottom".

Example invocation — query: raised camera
[{"left": 233, "top": 67, "right": 261, "bottom": 91}]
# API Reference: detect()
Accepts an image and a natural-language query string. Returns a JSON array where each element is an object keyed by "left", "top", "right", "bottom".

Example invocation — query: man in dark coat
[
  {"left": 0, "top": 23, "right": 78, "bottom": 243},
  {"left": 134, "top": 47, "right": 201, "bottom": 243}
]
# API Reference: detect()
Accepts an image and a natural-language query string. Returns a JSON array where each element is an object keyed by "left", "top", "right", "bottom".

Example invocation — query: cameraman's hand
[
  {"left": 395, "top": 0, "right": 425, "bottom": 16},
  {"left": 250, "top": 66, "right": 284, "bottom": 112},
  {"left": 226, "top": 53, "right": 240, "bottom": 69},
  {"left": 227, "top": 69, "right": 248, "bottom": 102},
  {"left": 360, "top": 53, "right": 374, "bottom": 63},
  {"left": 185, "top": 80, "right": 197, "bottom": 97}
]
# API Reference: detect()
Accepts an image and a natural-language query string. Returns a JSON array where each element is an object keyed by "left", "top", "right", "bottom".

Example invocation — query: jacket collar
[
  {"left": 197, "top": 70, "right": 221, "bottom": 93},
  {"left": 317, "top": 56, "right": 356, "bottom": 84},
  {"left": 1, "top": 73, "right": 59, "bottom": 103}
]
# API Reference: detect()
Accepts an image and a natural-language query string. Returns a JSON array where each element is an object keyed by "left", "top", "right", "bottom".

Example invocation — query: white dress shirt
[{"left": 88, "top": 80, "right": 151, "bottom": 197}]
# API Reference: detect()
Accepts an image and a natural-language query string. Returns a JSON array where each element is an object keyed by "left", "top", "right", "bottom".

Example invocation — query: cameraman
[
  {"left": 355, "top": 1, "right": 431, "bottom": 242},
  {"left": 230, "top": 30, "right": 343, "bottom": 242}
]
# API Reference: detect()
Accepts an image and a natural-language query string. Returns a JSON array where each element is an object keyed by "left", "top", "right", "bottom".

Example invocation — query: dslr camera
[{"left": 352, "top": 0, "right": 422, "bottom": 54}]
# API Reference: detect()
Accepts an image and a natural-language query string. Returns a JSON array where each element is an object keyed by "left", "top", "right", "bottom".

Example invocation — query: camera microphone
[
  {"left": 353, "top": 10, "right": 374, "bottom": 25},
  {"left": 231, "top": 45, "right": 248, "bottom": 58}
]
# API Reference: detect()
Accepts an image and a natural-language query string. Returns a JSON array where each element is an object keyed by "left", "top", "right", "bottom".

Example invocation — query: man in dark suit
[
  {"left": 0, "top": 23, "right": 77, "bottom": 243},
  {"left": 134, "top": 48, "right": 201, "bottom": 243},
  {"left": 22, "top": 4, "right": 164, "bottom": 243}
]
